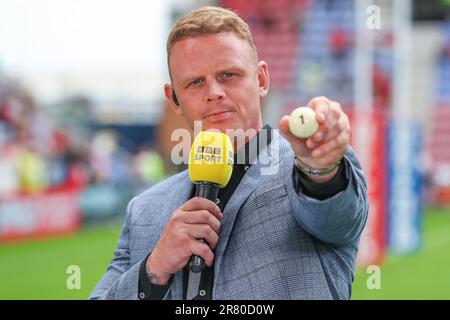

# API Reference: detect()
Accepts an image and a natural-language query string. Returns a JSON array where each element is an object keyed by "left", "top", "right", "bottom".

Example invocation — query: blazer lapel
[{"left": 158, "top": 171, "right": 192, "bottom": 300}]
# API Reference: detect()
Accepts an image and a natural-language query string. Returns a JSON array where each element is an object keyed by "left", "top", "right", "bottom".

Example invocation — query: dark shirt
[{"left": 138, "top": 125, "right": 349, "bottom": 300}]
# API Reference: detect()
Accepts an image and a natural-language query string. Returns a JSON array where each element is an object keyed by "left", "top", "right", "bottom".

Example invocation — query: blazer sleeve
[
  {"left": 89, "top": 198, "right": 142, "bottom": 300},
  {"left": 290, "top": 146, "right": 369, "bottom": 246}
]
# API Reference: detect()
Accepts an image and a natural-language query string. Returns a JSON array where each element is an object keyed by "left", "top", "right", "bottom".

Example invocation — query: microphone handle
[{"left": 189, "top": 182, "right": 219, "bottom": 273}]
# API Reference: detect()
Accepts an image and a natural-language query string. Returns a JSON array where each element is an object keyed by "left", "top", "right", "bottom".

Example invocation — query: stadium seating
[
  {"left": 221, "top": 0, "right": 307, "bottom": 92},
  {"left": 426, "top": 22, "right": 450, "bottom": 204}
]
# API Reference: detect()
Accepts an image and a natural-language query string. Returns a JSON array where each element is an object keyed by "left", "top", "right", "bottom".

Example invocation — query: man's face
[{"left": 165, "top": 32, "right": 269, "bottom": 135}]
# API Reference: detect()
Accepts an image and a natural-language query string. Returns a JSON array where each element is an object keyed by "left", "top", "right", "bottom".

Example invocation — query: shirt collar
[{"left": 234, "top": 124, "right": 272, "bottom": 166}]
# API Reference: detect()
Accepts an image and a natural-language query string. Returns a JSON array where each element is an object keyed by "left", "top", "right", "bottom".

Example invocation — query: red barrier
[
  {"left": 0, "top": 186, "right": 82, "bottom": 243},
  {"left": 348, "top": 109, "right": 387, "bottom": 267}
]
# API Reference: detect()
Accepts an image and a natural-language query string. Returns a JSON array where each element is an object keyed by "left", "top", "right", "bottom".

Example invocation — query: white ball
[{"left": 288, "top": 107, "right": 319, "bottom": 139}]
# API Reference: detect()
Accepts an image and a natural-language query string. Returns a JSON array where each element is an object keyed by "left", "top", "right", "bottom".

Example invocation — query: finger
[
  {"left": 185, "top": 224, "right": 219, "bottom": 249},
  {"left": 314, "top": 112, "right": 348, "bottom": 147},
  {"left": 278, "top": 115, "right": 305, "bottom": 144},
  {"left": 311, "top": 129, "right": 350, "bottom": 160},
  {"left": 190, "top": 240, "right": 214, "bottom": 267},
  {"left": 308, "top": 96, "right": 331, "bottom": 124},
  {"left": 311, "top": 148, "right": 347, "bottom": 169},
  {"left": 327, "top": 113, "right": 348, "bottom": 142},
  {"left": 306, "top": 120, "right": 332, "bottom": 149},
  {"left": 181, "top": 197, "right": 222, "bottom": 220},
  {"left": 307, "top": 102, "right": 345, "bottom": 148},
  {"left": 183, "top": 210, "right": 221, "bottom": 234},
  {"left": 279, "top": 115, "right": 313, "bottom": 159},
  {"left": 304, "top": 98, "right": 331, "bottom": 147}
]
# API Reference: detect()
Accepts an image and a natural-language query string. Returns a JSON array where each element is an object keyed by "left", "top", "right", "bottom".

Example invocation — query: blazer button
[
  {"left": 139, "top": 292, "right": 145, "bottom": 299},
  {"left": 215, "top": 198, "right": 220, "bottom": 205}
]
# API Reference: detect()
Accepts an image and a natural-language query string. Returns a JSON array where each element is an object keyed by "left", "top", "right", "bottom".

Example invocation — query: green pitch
[
  {"left": 0, "top": 209, "right": 449, "bottom": 300},
  {"left": 0, "top": 223, "right": 123, "bottom": 300},
  {"left": 352, "top": 207, "right": 450, "bottom": 300}
]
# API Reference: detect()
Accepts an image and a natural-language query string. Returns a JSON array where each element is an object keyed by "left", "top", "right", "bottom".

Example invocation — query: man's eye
[
  {"left": 190, "top": 79, "right": 203, "bottom": 87},
  {"left": 222, "top": 72, "right": 235, "bottom": 78}
]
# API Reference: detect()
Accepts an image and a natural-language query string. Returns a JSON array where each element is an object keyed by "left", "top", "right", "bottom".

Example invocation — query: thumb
[
  {"left": 278, "top": 115, "right": 304, "bottom": 145},
  {"left": 278, "top": 115, "right": 310, "bottom": 158}
]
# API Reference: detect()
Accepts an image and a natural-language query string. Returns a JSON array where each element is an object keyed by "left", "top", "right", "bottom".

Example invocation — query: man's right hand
[{"left": 145, "top": 197, "right": 223, "bottom": 285}]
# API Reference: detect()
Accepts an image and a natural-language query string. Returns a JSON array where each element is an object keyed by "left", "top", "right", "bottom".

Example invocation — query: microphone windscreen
[{"left": 188, "top": 131, "right": 234, "bottom": 188}]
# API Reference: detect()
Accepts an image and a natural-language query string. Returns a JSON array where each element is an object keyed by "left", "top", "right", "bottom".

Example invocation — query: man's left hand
[{"left": 279, "top": 96, "right": 351, "bottom": 183}]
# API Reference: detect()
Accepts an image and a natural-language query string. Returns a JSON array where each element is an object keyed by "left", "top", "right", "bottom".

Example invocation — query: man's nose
[{"left": 204, "top": 80, "right": 225, "bottom": 102}]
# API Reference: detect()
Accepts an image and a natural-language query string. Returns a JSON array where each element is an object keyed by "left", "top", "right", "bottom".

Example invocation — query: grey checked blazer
[{"left": 90, "top": 131, "right": 368, "bottom": 300}]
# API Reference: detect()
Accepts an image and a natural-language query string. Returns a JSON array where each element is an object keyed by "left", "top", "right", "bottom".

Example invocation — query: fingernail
[
  {"left": 307, "top": 139, "right": 316, "bottom": 149},
  {"left": 320, "top": 113, "right": 326, "bottom": 122},
  {"left": 314, "top": 132, "right": 323, "bottom": 142}
]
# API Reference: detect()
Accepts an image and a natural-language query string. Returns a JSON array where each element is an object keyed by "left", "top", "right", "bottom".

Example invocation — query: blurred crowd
[{"left": 0, "top": 77, "right": 166, "bottom": 218}]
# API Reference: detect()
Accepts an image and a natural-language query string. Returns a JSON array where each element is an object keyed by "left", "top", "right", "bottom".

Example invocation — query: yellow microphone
[{"left": 188, "top": 131, "right": 234, "bottom": 273}]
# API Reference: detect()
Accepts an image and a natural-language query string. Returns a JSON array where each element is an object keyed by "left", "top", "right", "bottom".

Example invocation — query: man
[{"left": 90, "top": 6, "right": 368, "bottom": 300}]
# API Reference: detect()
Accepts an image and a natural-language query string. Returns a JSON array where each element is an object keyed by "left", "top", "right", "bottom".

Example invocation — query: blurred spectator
[
  {"left": 327, "top": 28, "right": 353, "bottom": 104},
  {"left": 90, "top": 129, "right": 131, "bottom": 187},
  {"left": 298, "top": 60, "right": 325, "bottom": 96},
  {"left": 0, "top": 78, "right": 91, "bottom": 196},
  {"left": 372, "top": 65, "right": 391, "bottom": 110},
  {"left": 18, "top": 146, "right": 48, "bottom": 194},
  {"left": 0, "top": 141, "right": 20, "bottom": 195},
  {"left": 46, "top": 131, "right": 70, "bottom": 187},
  {"left": 64, "top": 147, "right": 90, "bottom": 190},
  {"left": 132, "top": 145, "right": 165, "bottom": 188}
]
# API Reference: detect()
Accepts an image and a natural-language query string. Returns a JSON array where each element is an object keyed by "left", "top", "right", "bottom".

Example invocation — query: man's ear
[
  {"left": 164, "top": 84, "right": 183, "bottom": 116},
  {"left": 257, "top": 61, "right": 270, "bottom": 98}
]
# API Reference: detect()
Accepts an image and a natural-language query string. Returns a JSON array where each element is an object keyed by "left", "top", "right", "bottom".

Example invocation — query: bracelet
[{"left": 294, "top": 157, "right": 341, "bottom": 177}]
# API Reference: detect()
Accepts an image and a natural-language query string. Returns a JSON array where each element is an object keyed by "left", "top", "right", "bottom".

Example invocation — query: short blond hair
[{"left": 166, "top": 6, "right": 258, "bottom": 65}]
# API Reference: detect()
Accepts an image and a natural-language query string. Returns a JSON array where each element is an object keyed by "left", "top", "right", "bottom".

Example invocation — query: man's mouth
[{"left": 204, "top": 110, "right": 234, "bottom": 122}]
